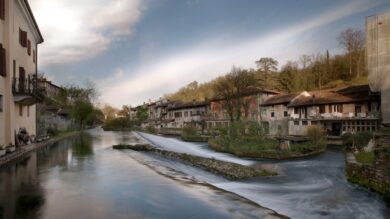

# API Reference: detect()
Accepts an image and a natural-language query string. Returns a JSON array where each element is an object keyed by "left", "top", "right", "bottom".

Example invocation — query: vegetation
[
  {"left": 209, "top": 122, "right": 325, "bottom": 159},
  {"left": 102, "top": 117, "right": 134, "bottom": 131},
  {"left": 164, "top": 28, "right": 367, "bottom": 102},
  {"left": 342, "top": 131, "right": 373, "bottom": 149},
  {"left": 181, "top": 125, "right": 209, "bottom": 142},
  {"left": 355, "top": 151, "right": 374, "bottom": 165}
]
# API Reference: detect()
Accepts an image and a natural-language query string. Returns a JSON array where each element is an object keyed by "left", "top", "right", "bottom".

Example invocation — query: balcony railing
[{"left": 12, "top": 75, "right": 39, "bottom": 95}]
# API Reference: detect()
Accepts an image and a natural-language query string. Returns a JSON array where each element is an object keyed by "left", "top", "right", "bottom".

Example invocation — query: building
[
  {"left": 166, "top": 100, "right": 210, "bottom": 129},
  {"left": 37, "top": 77, "right": 64, "bottom": 100},
  {"left": 366, "top": 11, "right": 390, "bottom": 125},
  {"left": 288, "top": 85, "right": 380, "bottom": 136},
  {"left": 260, "top": 93, "right": 300, "bottom": 135},
  {"left": 0, "top": 0, "right": 44, "bottom": 146},
  {"left": 206, "top": 87, "right": 280, "bottom": 129}
]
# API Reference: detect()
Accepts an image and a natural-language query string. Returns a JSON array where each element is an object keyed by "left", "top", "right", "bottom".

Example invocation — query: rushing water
[
  {"left": 0, "top": 129, "right": 286, "bottom": 219},
  {"left": 136, "top": 132, "right": 390, "bottom": 219}
]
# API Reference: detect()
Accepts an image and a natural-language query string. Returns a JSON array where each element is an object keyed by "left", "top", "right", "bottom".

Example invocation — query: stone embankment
[
  {"left": 345, "top": 132, "right": 390, "bottom": 198},
  {"left": 113, "top": 144, "right": 277, "bottom": 180},
  {"left": 0, "top": 131, "right": 80, "bottom": 168}
]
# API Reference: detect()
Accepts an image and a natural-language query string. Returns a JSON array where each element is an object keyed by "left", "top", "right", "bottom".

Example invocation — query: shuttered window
[
  {"left": 0, "top": 94, "right": 3, "bottom": 112},
  {"left": 33, "top": 50, "right": 36, "bottom": 63},
  {"left": 0, "top": 0, "right": 4, "bottom": 20},
  {"left": 19, "top": 29, "right": 27, "bottom": 47},
  {"left": 0, "top": 43, "right": 5, "bottom": 77},
  {"left": 27, "top": 40, "right": 31, "bottom": 55}
]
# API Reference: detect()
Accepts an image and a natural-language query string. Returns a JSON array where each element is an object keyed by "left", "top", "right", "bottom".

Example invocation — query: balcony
[{"left": 12, "top": 75, "right": 43, "bottom": 106}]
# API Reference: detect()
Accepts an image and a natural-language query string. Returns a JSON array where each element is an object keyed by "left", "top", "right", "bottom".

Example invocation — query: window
[
  {"left": 174, "top": 112, "right": 182, "bottom": 118},
  {"left": 334, "top": 104, "right": 343, "bottom": 113},
  {"left": 27, "top": 106, "right": 30, "bottom": 117},
  {"left": 19, "top": 105, "right": 23, "bottom": 116},
  {"left": 319, "top": 105, "right": 326, "bottom": 114},
  {"left": 0, "top": 0, "right": 4, "bottom": 20},
  {"left": 294, "top": 121, "right": 299, "bottom": 126},
  {"left": 19, "top": 29, "right": 27, "bottom": 47},
  {"left": 0, "top": 94, "right": 3, "bottom": 112},
  {"left": 302, "top": 121, "right": 308, "bottom": 126},
  {"left": 294, "top": 107, "right": 298, "bottom": 114},
  {"left": 33, "top": 50, "right": 36, "bottom": 63},
  {"left": 184, "top": 111, "right": 188, "bottom": 117},
  {"left": 329, "top": 105, "right": 333, "bottom": 113},
  {"left": 27, "top": 40, "right": 31, "bottom": 56},
  {"left": 284, "top": 111, "right": 288, "bottom": 117},
  {"left": 0, "top": 43, "right": 5, "bottom": 77},
  {"left": 271, "top": 112, "right": 275, "bottom": 117}
]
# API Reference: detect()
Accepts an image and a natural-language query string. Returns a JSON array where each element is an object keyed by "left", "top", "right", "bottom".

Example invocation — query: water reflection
[{"left": 0, "top": 130, "right": 274, "bottom": 219}]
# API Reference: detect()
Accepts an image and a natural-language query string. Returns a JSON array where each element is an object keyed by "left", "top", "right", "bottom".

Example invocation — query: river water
[
  {"left": 0, "top": 129, "right": 287, "bottom": 219},
  {"left": 135, "top": 132, "right": 390, "bottom": 219}
]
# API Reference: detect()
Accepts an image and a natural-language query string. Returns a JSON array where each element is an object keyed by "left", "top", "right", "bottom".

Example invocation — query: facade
[
  {"left": 260, "top": 93, "right": 300, "bottom": 136},
  {"left": 366, "top": 12, "right": 390, "bottom": 125},
  {"left": 206, "top": 87, "right": 280, "bottom": 129},
  {"left": 0, "top": 0, "right": 44, "bottom": 146},
  {"left": 166, "top": 101, "right": 209, "bottom": 129},
  {"left": 288, "top": 85, "right": 380, "bottom": 136},
  {"left": 37, "top": 77, "right": 64, "bottom": 100}
]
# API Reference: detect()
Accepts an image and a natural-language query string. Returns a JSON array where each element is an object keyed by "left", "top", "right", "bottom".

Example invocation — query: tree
[
  {"left": 136, "top": 107, "right": 149, "bottom": 123},
  {"left": 278, "top": 61, "right": 298, "bottom": 93},
  {"left": 338, "top": 28, "right": 365, "bottom": 78},
  {"left": 101, "top": 104, "right": 118, "bottom": 121},
  {"left": 255, "top": 57, "right": 278, "bottom": 84},
  {"left": 213, "top": 66, "right": 258, "bottom": 122},
  {"left": 118, "top": 105, "right": 131, "bottom": 119},
  {"left": 72, "top": 100, "right": 94, "bottom": 129}
]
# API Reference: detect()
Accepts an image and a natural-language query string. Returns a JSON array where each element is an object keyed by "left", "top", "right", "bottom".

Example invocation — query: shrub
[
  {"left": 103, "top": 117, "right": 133, "bottom": 130},
  {"left": 182, "top": 125, "right": 198, "bottom": 137},
  {"left": 342, "top": 131, "right": 373, "bottom": 149},
  {"left": 145, "top": 125, "right": 156, "bottom": 134},
  {"left": 307, "top": 125, "right": 325, "bottom": 148},
  {"left": 355, "top": 151, "right": 374, "bottom": 165}
]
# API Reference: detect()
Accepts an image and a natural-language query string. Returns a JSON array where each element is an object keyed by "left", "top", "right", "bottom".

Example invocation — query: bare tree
[
  {"left": 213, "top": 66, "right": 257, "bottom": 122},
  {"left": 338, "top": 28, "right": 365, "bottom": 78},
  {"left": 299, "top": 54, "right": 313, "bottom": 69},
  {"left": 255, "top": 57, "right": 278, "bottom": 84}
]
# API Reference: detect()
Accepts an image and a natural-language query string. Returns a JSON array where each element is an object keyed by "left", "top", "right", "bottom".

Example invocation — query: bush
[
  {"left": 145, "top": 125, "right": 156, "bottom": 134},
  {"left": 182, "top": 125, "right": 198, "bottom": 137},
  {"left": 342, "top": 132, "right": 373, "bottom": 149},
  {"left": 355, "top": 151, "right": 374, "bottom": 165},
  {"left": 103, "top": 117, "right": 133, "bottom": 131},
  {"left": 307, "top": 126, "right": 326, "bottom": 148}
]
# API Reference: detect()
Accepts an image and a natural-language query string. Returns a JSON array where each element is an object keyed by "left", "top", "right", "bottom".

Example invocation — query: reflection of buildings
[
  {"left": 0, "top": 153, "right": 42, "bottom": 218},
  {"left": 0, "top": 0, "right": 44, "bottom": 146},
  {"left": 367, "top": 12, "right": 390, "bottom": 125}
]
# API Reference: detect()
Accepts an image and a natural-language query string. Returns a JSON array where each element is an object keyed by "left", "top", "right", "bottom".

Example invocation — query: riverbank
[
  {"left": 113, "top": 144, "right": 277, "bottom": 180},
  {"left": 0, "top": 131, "right": 80, "bottom": 168},
  {"left": 208, "top": 138, "right": 326, "bottom": 160},
  {"left": 345, "top": 132, "right": 390, "bottom": 198}
]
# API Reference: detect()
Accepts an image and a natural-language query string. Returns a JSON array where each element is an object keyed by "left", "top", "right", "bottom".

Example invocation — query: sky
[{"left": 29, "top": 0, "right": 390, "bottom": 107}]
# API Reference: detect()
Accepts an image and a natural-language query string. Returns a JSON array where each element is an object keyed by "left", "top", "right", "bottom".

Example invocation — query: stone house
[
  {"left": 166, "top": 100, "right": 210, "bottom": 129},
  {"left": 260, "top": 93, "right": 300, "bottom": 136},
  {"left": 37, "top": 77, "right": 64, "bottom": 100},
  {"left": 288, "top": 85, "right": 381, "bottom": 136},
  {"left": 0, "top": 0, "right": 44, "bottom": 146},
  {"left": 205, "top": 87, "right": 280, "bottom": 129}
]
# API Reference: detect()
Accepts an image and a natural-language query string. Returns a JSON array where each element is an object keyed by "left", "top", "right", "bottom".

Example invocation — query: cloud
[
  {"left": 29, "top": 0, "right": 142, "bottom": 65},
  {"left": 100, "top": 0, "right": 381, "bottom": 107}
]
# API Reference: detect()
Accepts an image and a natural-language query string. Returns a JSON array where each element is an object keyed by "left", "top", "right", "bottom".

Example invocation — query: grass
[{"left": 355, "top": 151, "right": 374, "bottom": 165}]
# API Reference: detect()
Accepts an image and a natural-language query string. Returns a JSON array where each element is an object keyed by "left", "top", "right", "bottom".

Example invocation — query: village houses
[{"left": 0, "top": 0, "right": 44, "bottom": 147}]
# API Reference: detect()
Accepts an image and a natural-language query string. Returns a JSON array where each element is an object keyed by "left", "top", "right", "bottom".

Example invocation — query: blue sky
[{"left": 30, "top": 0, "right": 390, "bottom": 107}]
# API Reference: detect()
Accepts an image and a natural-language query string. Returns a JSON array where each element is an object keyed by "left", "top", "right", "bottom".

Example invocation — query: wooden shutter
[
  {"left": 19, "top": 29, "right": 27, "bottom": 47},
  {"left": 0, "top": 44, "right": 5, "bottom": 77},
  {"left": 27, "top": 40, "right": 31, "bottom": 55},
  {"left": 0, "top": 0, "right": 5, "bottom": 20}
]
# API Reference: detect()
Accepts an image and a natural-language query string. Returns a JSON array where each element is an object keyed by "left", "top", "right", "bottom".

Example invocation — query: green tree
[{"left": 255, "top": 57, "right": 278, "bottom": 85}]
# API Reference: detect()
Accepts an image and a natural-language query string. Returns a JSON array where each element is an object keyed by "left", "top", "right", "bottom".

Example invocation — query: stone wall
[{"left": 345, "top": 134, "right": 390, "bottom": 197}]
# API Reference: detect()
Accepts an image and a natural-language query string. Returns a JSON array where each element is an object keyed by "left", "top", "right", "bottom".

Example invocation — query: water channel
[{"left": 0, "top": 128, "right": 388, "bottom": 219}]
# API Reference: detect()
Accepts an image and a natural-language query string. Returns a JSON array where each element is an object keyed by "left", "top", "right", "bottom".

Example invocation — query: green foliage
[
  {"left": 72, "top": 100, "right": 94, "bottom": 129},
  {"left": 103, "top": 117, "right": 134, "bottom": 131},
  {"left": 182, "top": 125, "right": 198, "bottom": 137},
  {"left": 307, "top": 126, "right": 326, "bottom": 148},
  {"left": 355, "top": 151, "right": 374, "bottom": 165},
  {"left": 145, "top": 125, "right": 156, "bottom": 134},
  {"left": 136, "top": 107, "right": 149, "bottom": 123},
  {"left": 342, "top": 132, "right": 373, "bottom": 149}
]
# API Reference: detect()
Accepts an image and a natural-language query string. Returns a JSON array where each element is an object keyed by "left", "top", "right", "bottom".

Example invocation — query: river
[{"left": 0, "top": 128, "right": 287, "bottom": 219}]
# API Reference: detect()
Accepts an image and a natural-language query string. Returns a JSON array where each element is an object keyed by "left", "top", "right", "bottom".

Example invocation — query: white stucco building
[{"left": 0, "top": 0, "right": 44, "bottom": 147}]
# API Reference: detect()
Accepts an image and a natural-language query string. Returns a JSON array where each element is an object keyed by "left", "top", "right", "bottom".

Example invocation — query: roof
[
  {"left": 23, "top": 0, "right": 44, "bottom": 43},
  {"left": 167, "top": 101, "right": 209, "bottom": 110},
  {"left": 289, "top": 85, "right": 375, "bottom": 107},
  {"left": 261, "top": 92, "right": 300, "bottom": 106},
  {"left": 212, "top": 86, "right": 281, "bottom": 101}
]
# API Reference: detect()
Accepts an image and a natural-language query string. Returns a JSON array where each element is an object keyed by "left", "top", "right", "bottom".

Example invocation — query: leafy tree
[
  {"left": 72, "top": 100, "right": 94, "bottom": 129},
  {"left": 338, "top": 28, "right": 365, "bottom": 78},
  {"left": 136, "top": 107, "right": 149, "bottom": 123},
  {"left": 255, "top": 57, "right": 278, "bottom": 84}
]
